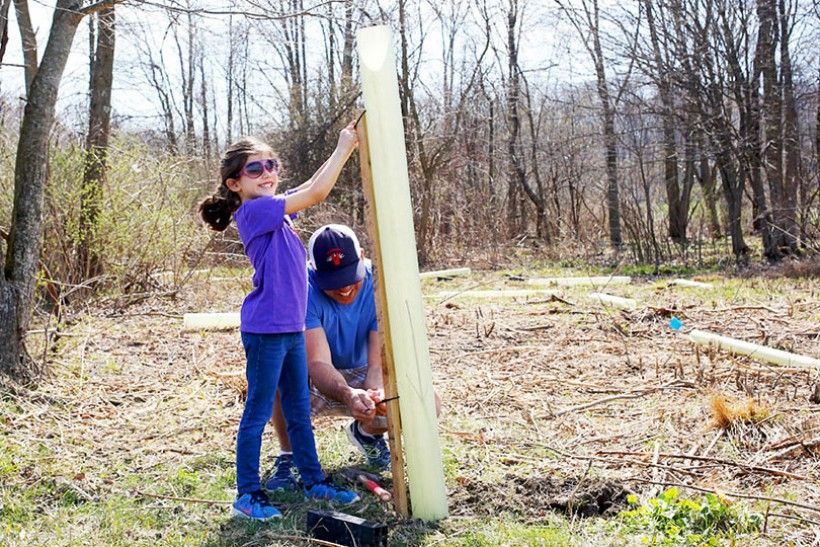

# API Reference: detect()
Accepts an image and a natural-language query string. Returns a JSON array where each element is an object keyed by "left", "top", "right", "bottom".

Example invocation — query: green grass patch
[
  {"left": 437, "top": 518, "right": 573, "bottom": 546},
  {"left": 615, "top": 488, "right": 762, "bottom": 546}
]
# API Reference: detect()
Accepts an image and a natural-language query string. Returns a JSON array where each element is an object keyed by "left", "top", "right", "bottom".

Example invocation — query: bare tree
[
  {"left": 13, "top": 0, "right": 37, "bottom": 95},
  {"left": 79, "top": 4, "right": 116, "bottom": 281},
  {"left": 171, "top": 6, "right": 197, "bottom": 152},
  {"left": 642, "top": 0, "right": 688, "bottom": 245},
  {"left": 505, "top": 0, "right": 549, "bottom": 240},
  {"left": 1, "top": 0, "right": 121, "bottom": 380},
  {"left": 1, "top": 0, "right": 12, "bottom": 68},
  {"left": 554, "top": 0, "right": 622, "bottom": 248},
  {"left": 198, "top": 47, "right": 211, "bottom": 163},
  {"left": 777, "top": 0, "right": 800, "bottom": 253}
]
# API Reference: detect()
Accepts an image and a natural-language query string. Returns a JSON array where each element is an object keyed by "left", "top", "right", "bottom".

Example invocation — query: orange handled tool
[{"left": 357, "top": 474, "right": 391, "bottom": 502}]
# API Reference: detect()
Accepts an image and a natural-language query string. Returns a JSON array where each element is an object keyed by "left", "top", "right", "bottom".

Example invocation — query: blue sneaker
[
  {"left": 304, "top": 477, "right": 359, "bottom": 504},
  {"left": 232, "top": 490, "right": 282, "bottom": 520},
  {"left": 346, "top": 420, "right": 391, "bottom": 470},
  {"left": 265, "top": 453, "right": 298, "bottom": 491}
]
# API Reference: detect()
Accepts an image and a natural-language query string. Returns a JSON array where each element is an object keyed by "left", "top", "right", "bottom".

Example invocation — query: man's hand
[
  {"left": 347, "top": 388, "right": 377, "bottom": 421},
  {"left": 366, "top": 389, "right": 388, "bottom": 416}
]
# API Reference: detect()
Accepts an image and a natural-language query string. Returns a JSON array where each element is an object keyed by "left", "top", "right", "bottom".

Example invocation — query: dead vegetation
[{"left": 2, "top": 270, "right": 819, "bottom": 545}]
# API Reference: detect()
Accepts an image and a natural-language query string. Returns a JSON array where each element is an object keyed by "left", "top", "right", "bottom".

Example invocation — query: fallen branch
[
  {"left": 133, "top": 490, "right": 232, "bottom": 505},
  {"left": 550, "top": 381, "right": 692, "bottom": 418},
  {"left": 766, "top": 512, "right": 820, "bottom": 528},
  {"left": 533, "top": 444, "right": 702, "bottom": 478},
  {"left": 704, "top": 305, "right": 783, "bottom": 314},
  {"left": 598, "top": 450, "right": 808, "bottom": 481}
]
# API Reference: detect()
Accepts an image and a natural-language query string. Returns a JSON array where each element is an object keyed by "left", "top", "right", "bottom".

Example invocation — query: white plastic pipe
[
  {"left": 587, "top": 292, "right": 637, "bottom": 309},
  {"left": 182, "top": 312, "right": 240, "bottom": 331},
  {"left": 689, "top": 329, "right": 820, "bottom": 370},
  {"left": 359, "top": 24, "right": 448, "bottom": 521},
  {"left": 419, "top": 267, "right": 471, "bottom": 279},
  {"left": 430, "top": 289, "right": 557, "bottom": 299},
  {"left": 670, "top": 279, "right": 713, "bottom": 289},
  {"left": 528, "top": 276, "right": 631, "bottom": 287}
]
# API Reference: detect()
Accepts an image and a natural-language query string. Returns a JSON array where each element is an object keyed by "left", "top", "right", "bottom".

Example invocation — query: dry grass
[
  {"left": 2, "top": 268, "right": 820, "bottom": 545},
  {"left": 710, "top": 394, "right": 771, "bottom": 429}
]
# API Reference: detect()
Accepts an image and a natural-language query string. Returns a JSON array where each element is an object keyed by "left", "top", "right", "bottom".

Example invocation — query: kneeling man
[{"left": 267, "top": 224, "right": 394, "bottom": 489}]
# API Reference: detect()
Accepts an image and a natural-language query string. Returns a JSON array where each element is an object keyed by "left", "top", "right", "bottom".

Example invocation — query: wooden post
[
  {"left": 357, "top": 116, "right": 409, "bottom": 517},
  {"left": 357, "top": 24, "right": 448, "bottom": 521}
]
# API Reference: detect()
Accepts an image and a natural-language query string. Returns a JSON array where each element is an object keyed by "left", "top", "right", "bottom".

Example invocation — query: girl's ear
[{"left": 225, "top": 178, "right": 241, "bottom": 192}]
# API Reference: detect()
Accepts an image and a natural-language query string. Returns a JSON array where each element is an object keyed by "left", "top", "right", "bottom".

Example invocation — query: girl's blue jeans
[{"left": 236, "top": 331, "right": 325, "bottom": 495}]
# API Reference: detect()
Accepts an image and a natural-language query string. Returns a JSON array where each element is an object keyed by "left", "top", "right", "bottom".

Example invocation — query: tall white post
[{"left": 357, "top": 25, "right": 448, "bottom": 521}]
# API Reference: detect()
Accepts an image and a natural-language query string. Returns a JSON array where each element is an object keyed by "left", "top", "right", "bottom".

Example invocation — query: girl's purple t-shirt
[{"left": 233, "top": 195, "right": 307, "bottom": 334}]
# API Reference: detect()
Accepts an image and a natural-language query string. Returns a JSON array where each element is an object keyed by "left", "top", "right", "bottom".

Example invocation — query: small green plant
[{"left": 618, "top": 488, "right": 762, "bottom": 546}]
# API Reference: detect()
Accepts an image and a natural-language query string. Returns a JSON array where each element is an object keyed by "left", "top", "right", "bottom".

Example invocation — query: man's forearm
[
  {"left": 308, "top": 359, "right": 354, "bottom": 403},
  {"left": 363, "top": 364, "right": 383, "bottom": 391}
]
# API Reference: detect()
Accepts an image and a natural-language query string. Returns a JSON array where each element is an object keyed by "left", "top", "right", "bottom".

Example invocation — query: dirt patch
[{"left": 455, "top": 474, "right": 633, "bottom": 519}]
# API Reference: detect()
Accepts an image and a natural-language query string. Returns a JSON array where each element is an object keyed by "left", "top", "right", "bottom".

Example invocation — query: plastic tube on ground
[
  {"left": 183, "top": 312, "right": 240, "bottom": 331},
  {"left": 689, "top": 329, "right": 820, "bottom": 370},
  {"left": 587, "top": 292, "right": 637, "bottom": 309},
  {"left": 430, "top": 289, "right": 557, "bottom": 299},
  {"left": 670, "top": 279, "right": 713, "bottom": 289},
  {"left": 527, "top": 276, "right": 631, "bottom": 287}
]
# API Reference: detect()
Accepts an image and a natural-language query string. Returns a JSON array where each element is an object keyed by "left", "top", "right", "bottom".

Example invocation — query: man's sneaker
[
  {"left": 304, "top": 477, "right": 359, "bottom": 504},
  {"left": 232, "top": 490, "right": 282, "bottom": 520},
  {"left": 265, "top": 453, "right": 298, "bottom": 491},
  {"left": 346, "top": 420, "right": 391, "bottom": 470}
]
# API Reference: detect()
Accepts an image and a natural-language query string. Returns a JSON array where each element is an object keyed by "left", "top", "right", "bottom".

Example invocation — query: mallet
[{"left": 357, "top": 473, "right": 391, "bottom": 502}]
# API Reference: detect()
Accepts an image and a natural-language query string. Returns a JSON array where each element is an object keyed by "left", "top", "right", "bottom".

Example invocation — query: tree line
[{"left": 1, "top": 0, "right": 819, "bottom": 379}]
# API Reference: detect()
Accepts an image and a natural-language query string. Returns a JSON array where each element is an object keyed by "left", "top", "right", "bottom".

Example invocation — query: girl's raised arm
[{"left": 285, "top": 122, "right": 359, "bottom": 215}]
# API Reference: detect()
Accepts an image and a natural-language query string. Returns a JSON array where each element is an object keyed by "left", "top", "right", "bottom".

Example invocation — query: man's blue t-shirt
[{"left": 306, "top": 260, "right": 378, "bottom": 369}]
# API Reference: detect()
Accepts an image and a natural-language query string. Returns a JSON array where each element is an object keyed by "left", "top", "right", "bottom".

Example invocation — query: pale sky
[{"left": 1, "top": 0, "right": 641, "bottom": 134}]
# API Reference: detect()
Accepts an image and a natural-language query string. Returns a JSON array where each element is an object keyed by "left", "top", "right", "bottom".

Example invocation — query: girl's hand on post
[{"left": 337, "top": 121, "right": 359, "bottom": 154}]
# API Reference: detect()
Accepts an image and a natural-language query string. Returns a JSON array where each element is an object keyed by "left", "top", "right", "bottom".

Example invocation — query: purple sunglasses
[{"left": 240, "top": 158, "right": 280, "bottom": 179}]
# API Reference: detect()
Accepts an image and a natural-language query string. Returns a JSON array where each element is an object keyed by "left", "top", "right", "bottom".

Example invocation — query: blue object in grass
[{"left": 669, "top": 316, "right": 683, "bottom": 331}]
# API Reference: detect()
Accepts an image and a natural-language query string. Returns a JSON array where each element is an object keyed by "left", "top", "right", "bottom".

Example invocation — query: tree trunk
[
  {"left": 757, "top": 0, "right": 785, "bottom": 259},
  {"left": 589, "top": 0, "right": 621, "bottom": 248},
  {"left": 1, "top": 0, "right": 12, "bottom": 67},
  {"left": 226, "top": 14, "right": 234, "bottom": 144},
  {"left": 686, "top": 0, "right": 748, "bottom": 260},
  {"left": 180, "top": 11, "right": 196, "bottom": 152},
  {"left": 644, "top": 0, "right": 685, "bottom": 245},
  {"left": 716, "top": 152, "right": 749, "bottom": 261},
  {"left": 816, "top": 69, "right": 820, "bottom": 175},
  {"left": 199, "top": 49, "right": 211, "bottom": 164},
  {"left": 325, "top": 1, "right": 336, "bottom": 110},
  {"left": 398, "top": 0, "right": 434, "bottom": 265},
  {"left": 79, "top": 4, "right": 115, "bottom": 281},
  {"left": 2, "top": 0, "right": 86, "bottom": 379},
  {"left": 506, "top": 1, "right": 529, "bottom": 237},
  {"left": 13, "top": 0, "right": 37, "bottom": 95},
  {"left": 778, "top": 0, "right": 799, "bottom": 253},
  {"left": 340, "top": 0, "right": 354, "bottom": 100},
  {"left": 697, "top": 134, "right": 721, "bottom": 238}
]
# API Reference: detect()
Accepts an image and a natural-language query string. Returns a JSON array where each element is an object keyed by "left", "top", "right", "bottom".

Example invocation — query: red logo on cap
[{"left": 326, "top": 248, "right": 344, "bottom": 267}]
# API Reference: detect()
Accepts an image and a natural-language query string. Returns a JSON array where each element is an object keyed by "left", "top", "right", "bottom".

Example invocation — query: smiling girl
[{"left": 198, "top": 122, "right": 360, "bottom": 520}]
